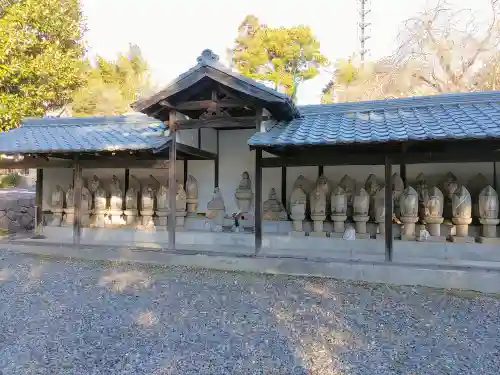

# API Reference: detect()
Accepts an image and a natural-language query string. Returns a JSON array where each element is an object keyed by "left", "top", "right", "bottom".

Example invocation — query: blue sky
[{"left": 81, "top": 0, "right": 489, "bottom": 104}]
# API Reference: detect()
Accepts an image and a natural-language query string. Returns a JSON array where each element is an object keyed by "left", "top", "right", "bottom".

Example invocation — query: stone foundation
[{"left": 0, "top": 189, "right": 35, "bottom": 232}]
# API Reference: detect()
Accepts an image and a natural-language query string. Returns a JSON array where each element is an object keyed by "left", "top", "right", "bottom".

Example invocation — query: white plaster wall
[
  {"left": 177, "top": 129, "right": 198, "bottom": 148},
  {"left": 42, "top": 168, "right": 73, "bottom": 210},
  {"left": 201, "top": 128, "right": 217, "bottom": 153}
]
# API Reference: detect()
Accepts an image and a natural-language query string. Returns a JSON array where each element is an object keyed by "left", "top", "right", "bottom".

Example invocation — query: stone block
[
  {"left": 421, "top": 236, "right": 447, "bottom": 243},
  {"left": 401, "top": 234, "right": 416, "bottom": 241},
  {"left": 329, "top": 232, "right": 344, "bottom": 239},
  {"left": 289, "top": 231, "right": 306, "bottom": 237},
  {"left": 355, "top": 233, "right": 371, "bottom": 240}
]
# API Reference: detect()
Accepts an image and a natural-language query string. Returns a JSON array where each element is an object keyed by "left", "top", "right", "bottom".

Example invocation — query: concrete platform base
[
  {"left": 355, "top": 233, "right": 371, "bottom": 240},
  {"left": 450, "top": 236, "right": 475, "bottom": 244},
  {"left": 289, "top": 231, "right": 306, "bottom": 237},
  {"left": 401, "top": 235, "right": 416, "bottom": 241},
  {"left": 477, "top": 237, "right": 500, "bottom": 244},
  {"left": 309, "top": 232, "right": 327, "bottom": 237},
  {"left": 329, "top": 232, "right": 345, "bottom": 239},
  {"left": 4, "top": 242, "right": 500, "bottom": 294},
  {"left": 420, "top": 236, "right": 447, "bottom": 243}
]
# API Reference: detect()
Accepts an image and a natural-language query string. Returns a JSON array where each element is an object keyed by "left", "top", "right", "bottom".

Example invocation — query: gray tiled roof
[
  {"left": 248, "top": 91, "right": 500, "bottom": 147},
  {"left": 0, "top": 114, "right": 168, "bottom": 154}
]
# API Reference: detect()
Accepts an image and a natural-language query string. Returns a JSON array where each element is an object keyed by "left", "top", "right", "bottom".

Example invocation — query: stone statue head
[{"left": 269, "top": 188, "right": 278, "bottom": 200}]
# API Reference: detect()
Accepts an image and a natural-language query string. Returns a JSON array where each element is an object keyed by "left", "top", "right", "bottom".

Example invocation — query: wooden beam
[
  {"left": 254, "top": 148, "right": 263, "bottom": 255},
  {"left": 168, "top": 112, "right": 177, "bottom": 250},
  {"left": 173, "top": 99, "right": 251, "bottom": 111},
  {"left": 176, "top": 116, "right": 257, "bottom": 130},
  {"left": 35, "top": 169, "right": 43, "bottom": 234},
  {"left": 73, "top": 156, "right": 83, "bottom": 245},
  {"left": 183, "top": 159, "right": 188, "bottom": 187},
  {"left": 176, "top": 143, "right": 217, "bottom": 160},
  {"left": 384, "top": 155, "right": 393, "bottom": 262}
]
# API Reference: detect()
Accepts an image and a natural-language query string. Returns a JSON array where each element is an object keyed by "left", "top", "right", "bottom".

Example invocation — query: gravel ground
[{"left": 0, "top": 249, "right": 499, "bottom": 375}]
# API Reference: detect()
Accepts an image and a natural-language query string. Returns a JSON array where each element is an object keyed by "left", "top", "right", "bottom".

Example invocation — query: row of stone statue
[
  {"left": 283, "top": 172, "right": 498, "bottom": 241},
  {"left": 48, "top": 174, "right": 200, "bottom": 228}
]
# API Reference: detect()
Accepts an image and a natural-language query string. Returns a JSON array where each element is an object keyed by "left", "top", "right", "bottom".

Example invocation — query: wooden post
[
  {"left": 35, "top": 169, "right": 43, "bottom": 234},
  {"left": 254, "top": 108, "right": 264, "bottom": 255},
  {"left": 123, "top": 169, "right": 130, "bottom": 211},
  {"left": 494, "top": 162, "right": 498, "bottom": 191},
  {"left": 384, "top": 155, "right": 393, "bottom": 261},
  {"left": 73, "top": 156, "right": 82, "bottom": 245},
  {"left": 214, "top": 130, "right": 219, "bottom": 188},
  {"left": 400, "top": 163, "right": 407, "bottom": 188},
  {"left": 255, "top": 148, "right": 263, "bottom": 254},
  {"left": 318, "top": 165, "right": 324, "bottom": 178},
  {"left": 281, "top": 166, "right": 287, "bottom": 208},
  {"left": 184, "top": 159, "right": 188, "bottom": 187},
  {"left": 168, "top": 112, "right": 177, "bottom": 250}
]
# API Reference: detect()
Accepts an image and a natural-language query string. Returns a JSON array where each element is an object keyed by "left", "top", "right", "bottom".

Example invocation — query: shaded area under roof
[
  {"left": 131, "top": 49, "right": 299, "bottom": 122},
  {"left": 0, "top": 114, "right": 216, "bottom": 160},
  {"left": 248, "top": 91, "right": 500, "bottom": 148}
]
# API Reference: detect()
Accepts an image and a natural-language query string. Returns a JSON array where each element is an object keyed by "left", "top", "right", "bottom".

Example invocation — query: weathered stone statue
[
  {"left": 176, "top": 183, "right": 187, "bottom": 227},
  {"left": 478, "top": 185, "right": 499, "bottom": 241},
  {"left": 108, "top": 175, "right": 124, "bottom": 225},
  {"left": 424, "top": 186, "right": 444, "bottom": 238},
  {"left": 316, "top": 175, "right": 331, "bottom": 217},
  {"left": 415, "top": 173, "right": 428, "bottom": 223},
  {"left": 81, "top": 186, "right": 92, "bottom": 226},
  {"left": 330, "top": 186, "right": 347, "bottom": 234},
  {"left": 365, "top": 174, "right": 379, "bottom": 222},
  {"left": 235, "top": 171, "right": 253, "bottom": 214},
  {"left": 442, "top": 172, "right": 458, "bottom": 222},
  {"left": 392, "top": 173, "right": 404, "bottom": 218},
  {"left": 93, "top": 185, "right": 107, "bottom": 227},
  {"left": 339, "top": 174, "right": 356, "bottom": 220},
  {"left": 186, "top": 175, "right": 198, "bottom": 217},
  {"left": 140, "top": 185, "right": 155, "bottom": 227},
  {"left": 206, "top": 187, "right": 226, "bottom": 232},
  {"left": 374, "top": 187, "right": 386, "bottom": 238},
  {"left": 310, "top": 185, "right": 327, "bottom": 236},
  {"left": 353, "top": 188, "right": 370, "bottom": 237},
  {"left": 49, "top": 185, "right": 64, "bottom": 226},
  {"left": 468, "top": 173, "right": 489, "bottom": 222},
  {"left": 263, "top": 188, "right": 287, "bottom": 221},
  {"left": 63, "top": 184, "right": 74, "bottom": 227},
  {"left": 291, "top": 175, "right": 313, "bottom": 215},
  {"left": 89, "top": 175, "right": 100, "bottom": 194},
  {"left": 451, "top": 185, "right": 472, "bottom": 241},
  {"left": 289, "top": 186, "right": 307, "bottom": 234},
  {"left": 155, "top": 185, "right": 169, "bottom": 227},
  {"left": 124, "top": 176, "right": 140, "bottom": 226},
  {"left": 399, "top": 186, "right": 419, "bottom": 240}
]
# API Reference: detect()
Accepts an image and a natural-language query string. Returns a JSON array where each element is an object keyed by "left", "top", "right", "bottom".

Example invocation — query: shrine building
[{"left": 1, "top": 49, "right": 500, "bottom": 277}]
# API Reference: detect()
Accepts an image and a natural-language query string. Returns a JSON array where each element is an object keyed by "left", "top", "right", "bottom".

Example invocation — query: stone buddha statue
[
  {"left": 49, "top": 185, "right": 64, "bottom": 226},
  {"left": 206, "top": 187, "right": 226, "bottom": 231},
  {"left": 289, "top": 186, "right": 307, "bottom": 232},
  {"left": 235, "top": 171, "right": 253, "bottom": 213},
  {"left": 186, "top": 175, "right": 198, "bottom": 216},
  {"left": 156, "top": 185, "right": 169, "bottom": 211},
  {"left": 478, "top": 185, "right": 499, "bottom": 239},
  {"left": 109, "top": 175, "right": 123, "bottom": 211},
  {"left": 263, "top": 188, "right": 287, "bottom": 220},
  {"left": 65, "top": 184, "right": 74, "bottom": 208},
  {"left": 365, "top": 174, "right": 379, "bottom": 221},
  {"left": 452, "top": 185, "right": 472, "bottom": 238}
]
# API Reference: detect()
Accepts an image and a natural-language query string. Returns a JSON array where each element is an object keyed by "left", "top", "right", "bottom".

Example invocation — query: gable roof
[
  {"left": 131, "top": 49, "right": 299, "bottom": 121},
  {"left": 248, "top": 91, "right": 500, "bottom": 148},
  {"left": 0, "top": 114, "right": 168, "bottom": 154}
]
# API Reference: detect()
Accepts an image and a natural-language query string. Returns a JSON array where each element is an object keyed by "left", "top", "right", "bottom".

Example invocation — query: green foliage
[
  {"left": 0, "top": 0, "right": 87, "bottom": 130},
  {"left": 71, "top": 44, "right": 153, "bottom": 116},
  {"left": 0, "top": 172, "right": 19, "bottom": 188},
  {"left": 231, "top": 15, "right": 328, "bottom": 99}
]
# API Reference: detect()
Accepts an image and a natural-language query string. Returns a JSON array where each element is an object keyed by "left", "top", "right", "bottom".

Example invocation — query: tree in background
[
  {"left": 230, "top": 15, "right": 329, "bottom": 100},
  {"left": 0, "top": 0, "right": 87, "bottom": 130},
  {"left": 70, "top": 44, "right": 154, "bottom": 116},
  {"left": 322, "top": 0, "right": 500, "bottom": 103}
]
